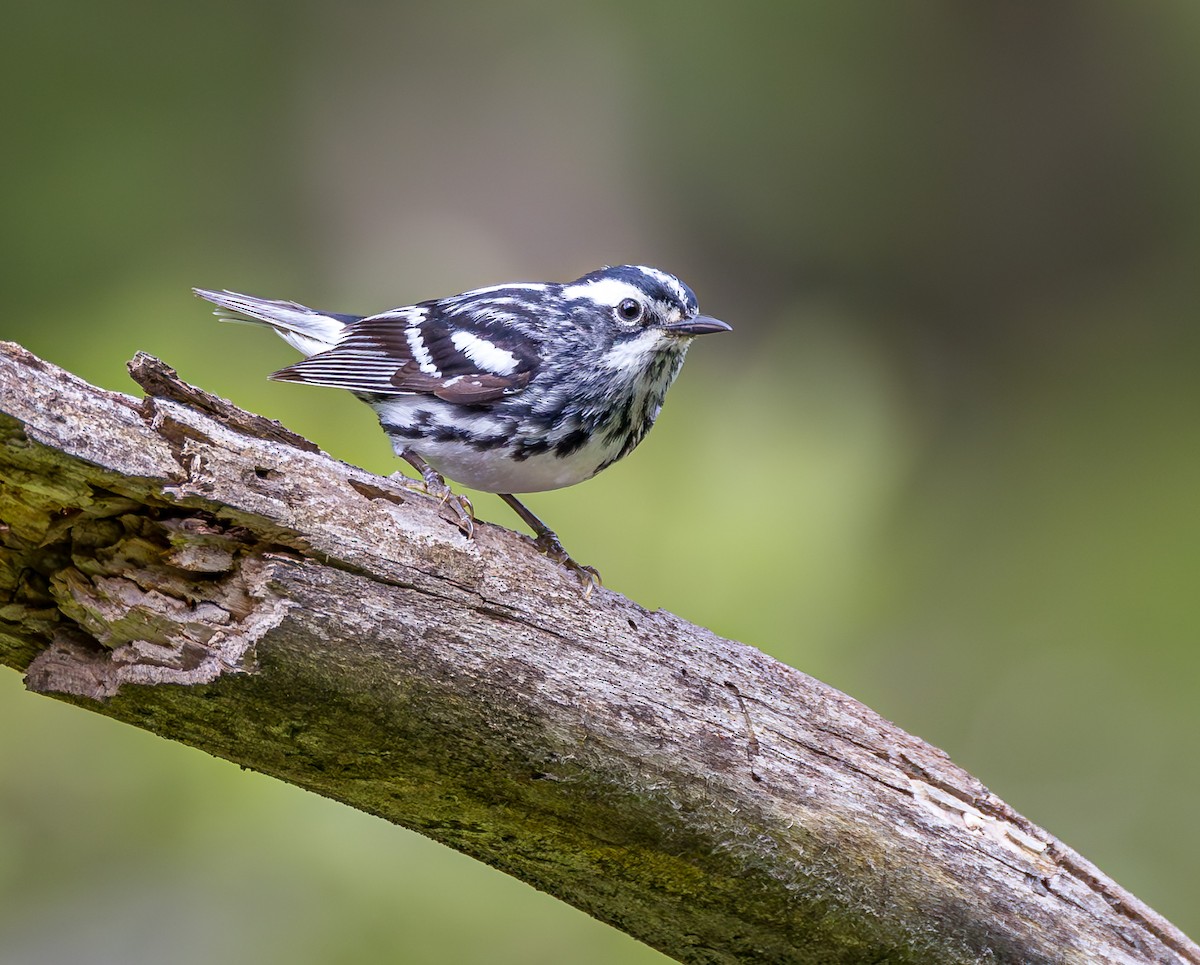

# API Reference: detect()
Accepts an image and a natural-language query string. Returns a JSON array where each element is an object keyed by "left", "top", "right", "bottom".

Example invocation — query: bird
[{"left": 194, "top": 265, "right": 731, "bottom": 588}]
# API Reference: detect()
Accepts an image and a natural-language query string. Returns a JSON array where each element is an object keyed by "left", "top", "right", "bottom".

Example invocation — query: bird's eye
[{"left": 615, "top": 298, "right": 643, "bottom": 323}]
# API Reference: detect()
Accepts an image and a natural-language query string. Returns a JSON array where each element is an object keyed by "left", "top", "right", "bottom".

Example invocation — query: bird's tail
[{"left": 193, "top": 288, "right": 362, "bottom": 358}]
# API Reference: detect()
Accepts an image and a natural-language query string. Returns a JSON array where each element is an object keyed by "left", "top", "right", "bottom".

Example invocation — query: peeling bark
[{"left": 0, "top": 341, "right": 1195, "bottom": 964}]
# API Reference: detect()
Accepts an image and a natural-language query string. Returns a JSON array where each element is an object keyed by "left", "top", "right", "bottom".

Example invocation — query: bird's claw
[
  {"left": 533, "top": 531, "right": 602, "bottom": 598},
  {"left": 388, "top": 470, "right": 475, "bottom": 538},
  {"left": 423, "top": 479, "right": 474, "bottom": 538},
  {"left": 441, "top": 493, "right": 475, "bottom": 538}
]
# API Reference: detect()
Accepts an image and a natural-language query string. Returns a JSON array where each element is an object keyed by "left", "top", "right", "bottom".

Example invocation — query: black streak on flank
[
  {"left": 511, "top": 438, "right": 552, "bottom": 462},
  {"left": 554, "top": 428, "right": 590, "bottom": 458},
  {"left": 602, "top": 397, "right": 634, "bottom": 445}
]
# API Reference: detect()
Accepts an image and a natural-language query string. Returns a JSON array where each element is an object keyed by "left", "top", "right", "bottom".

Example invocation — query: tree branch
[{"left": 0, "top": 341, "right": 1194, "bottom": 964}]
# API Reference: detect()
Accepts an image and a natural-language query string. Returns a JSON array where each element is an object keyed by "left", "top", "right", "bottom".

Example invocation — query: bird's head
[{"left": 561, "top": 265, "right": 730, "bottom": 375}]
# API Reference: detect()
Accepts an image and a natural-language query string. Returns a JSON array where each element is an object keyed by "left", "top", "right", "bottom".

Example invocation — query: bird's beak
[{"left": 661, "top": 315, "right": 732, "bottom": 336}]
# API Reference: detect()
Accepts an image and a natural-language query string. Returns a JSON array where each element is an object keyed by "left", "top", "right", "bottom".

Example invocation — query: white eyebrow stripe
[
  {"left": 450, "top": 331, "right": 520, "bottom": 375},
  {"left": 561, "top": 277, "right": 645, "bottom": 306},
  {"left": 406, "top": 326, "right": 440, "bottom": 375}
]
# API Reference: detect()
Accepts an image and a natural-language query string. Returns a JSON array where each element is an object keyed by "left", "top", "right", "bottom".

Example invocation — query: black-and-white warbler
[{"left": 195, "top": 265, "right": 730, "bottom": 586}]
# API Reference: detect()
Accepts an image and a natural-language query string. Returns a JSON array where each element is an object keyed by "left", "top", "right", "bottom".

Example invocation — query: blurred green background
[{"left": 3, "top": 2, "right": 1198, "bottom": 961}]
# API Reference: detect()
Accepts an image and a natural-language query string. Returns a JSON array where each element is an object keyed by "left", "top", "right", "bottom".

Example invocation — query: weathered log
[{"left": 0, "top": 341, "right": 1194, "bottom": 964}]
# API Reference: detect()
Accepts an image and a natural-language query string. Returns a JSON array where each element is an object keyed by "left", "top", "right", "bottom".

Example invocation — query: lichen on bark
[{"left": 0, "top": 413, "right": 298, "bottom": 698}]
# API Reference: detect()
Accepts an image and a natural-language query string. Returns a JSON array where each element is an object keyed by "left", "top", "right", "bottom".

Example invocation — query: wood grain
[{"left": 0, "top": 341, "right": 1194, "bottom": 964}]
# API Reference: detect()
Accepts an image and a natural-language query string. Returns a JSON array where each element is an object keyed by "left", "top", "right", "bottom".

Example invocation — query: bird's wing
[{"left": 270, "top": 298, "right": 543, "bottom": 403}]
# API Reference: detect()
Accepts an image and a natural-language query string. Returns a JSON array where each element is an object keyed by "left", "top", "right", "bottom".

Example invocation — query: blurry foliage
[{"left": 2, "top": 1, "right": 1197, "bottom": 961}]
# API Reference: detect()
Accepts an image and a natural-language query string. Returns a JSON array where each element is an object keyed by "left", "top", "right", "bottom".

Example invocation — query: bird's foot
[
  {"left": 437, "top": 490, "right": 475, "bottom": 538},
  {"left": 496, "top": 492, "right": 600, "bottom": 598},
  {"left": 388, "top": 469, "right": 474, "bottom": 538},
  {"left": 532, "top": 530, "right": 602, "bottom": 598}
]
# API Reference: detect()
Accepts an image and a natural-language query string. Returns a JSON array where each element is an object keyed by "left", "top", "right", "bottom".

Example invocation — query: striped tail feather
[{"left": 193, "top": 287, "right": 361, "bottom": 357}]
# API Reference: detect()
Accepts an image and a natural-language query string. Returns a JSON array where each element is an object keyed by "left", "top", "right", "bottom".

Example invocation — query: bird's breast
[{"left": 366, "top": 346, "right": 686, "bottom": 494}]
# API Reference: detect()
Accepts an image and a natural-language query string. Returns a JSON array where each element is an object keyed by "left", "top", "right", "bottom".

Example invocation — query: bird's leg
[
  {"left": 393, "top": 451, "right": 474, "bottom": 538},
  {"left": 499, "top": 493, "right": 601, "bottom": 595}
]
